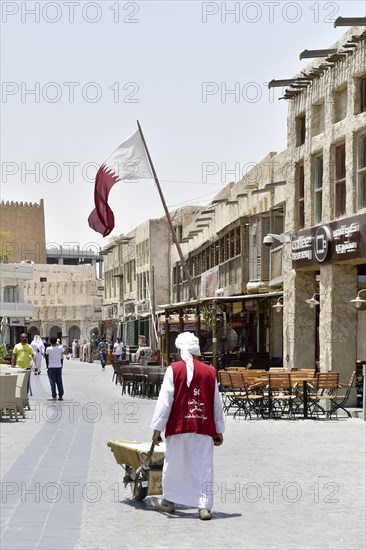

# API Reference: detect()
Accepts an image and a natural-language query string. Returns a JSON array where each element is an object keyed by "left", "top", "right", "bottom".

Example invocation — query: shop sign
[
  {"left": 292, "top": 214, "right": 365, "bottom": 269},
  {"left": 10, "top": 318, "right": 25, "bottom": 326},
  {"left": 230, "top": 321, "right": 247, "bottom": 328}
]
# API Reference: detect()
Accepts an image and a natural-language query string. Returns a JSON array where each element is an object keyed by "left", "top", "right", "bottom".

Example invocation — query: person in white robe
[
  {"left": 30, "top": 335, "right": 45, "bottom": 375},
  {"left": 151, "top": 332, "right": 225, "bottom": 520},
  {"left": 72, "top": 339, "right": 77, "bottom": 359}
]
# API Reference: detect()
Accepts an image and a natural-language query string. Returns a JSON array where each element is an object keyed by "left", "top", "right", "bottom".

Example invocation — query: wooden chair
[
  {"left": 218, "top": 370, "right": 236, "bottom": 415},
  {"left": 268, "top": 373, "right": 295, "bottom": 419},
  {"left": 112, "top": 363, "right": 123, "bottom": 385},
  {"left": 240, "top": 373, "right": 266, "bottom": 420},
  {"left": 325, "top": 371, "right": 356, "bottom": 419},
  {"left": 121, "top": 372, "right": 134, "bottom": 396},
  {"left": 227, "top": 372, "right": 248, "bottom": 419},
  {"left": 145, "top": 373, "right": 160, "bottom": 398},
  {"left": 307, "top": 372, "right": 340, "bottom": 418}
]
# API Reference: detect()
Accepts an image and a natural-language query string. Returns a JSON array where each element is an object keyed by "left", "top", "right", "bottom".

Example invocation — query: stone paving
[{"left": 0, "top": 359, "right": 365, "bottom": 550}]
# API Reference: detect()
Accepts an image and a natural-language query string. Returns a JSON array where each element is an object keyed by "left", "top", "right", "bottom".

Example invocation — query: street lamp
[
  {"left": 272, "top": 297, "right": 284, "bottom": 313},
  {"left": 306, "top": 293, "right": 320, "bottom": 309},
  {"left": 350, "top": 289, "right": 366, "bottom": 309}
]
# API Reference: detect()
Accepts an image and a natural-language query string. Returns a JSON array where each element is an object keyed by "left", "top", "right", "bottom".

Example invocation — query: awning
[{"left": 157, "top": 291, "right": 283, "bottom": 312}]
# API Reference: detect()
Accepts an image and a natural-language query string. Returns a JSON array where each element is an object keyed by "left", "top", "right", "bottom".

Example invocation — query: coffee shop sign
[
  {"left": 333, "top": 223, "right": 360, "bottom": 254},
  {"left": 292, "top": 222, "right": 361, "bottom": 264}
]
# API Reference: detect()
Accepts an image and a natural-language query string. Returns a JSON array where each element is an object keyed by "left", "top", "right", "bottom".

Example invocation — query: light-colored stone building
[
  {"left": 99, "top": 27, "right": 365, "bottom": 396},
  {"left": 101, "top": 214, "right": 175, "bottom": 349},
  {"left": 167, "top": 25, "right": 365, "bottom": 392},
  {"left": 0, "top": 200, "right": 46, "bottom": 263},
  {"left": 24, "top": 264, "right": 103, "bottom": 346},
  {"left": 0, "top": 262, "right": 34, "bottom": 346},
  {"left": 282, "top": 26, "right": 366, "bottom": 392}
]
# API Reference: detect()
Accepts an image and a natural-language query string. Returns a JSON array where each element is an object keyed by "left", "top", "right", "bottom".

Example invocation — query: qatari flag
[{"left": 88, "top": 129, "right": 153, "bottom": 236}]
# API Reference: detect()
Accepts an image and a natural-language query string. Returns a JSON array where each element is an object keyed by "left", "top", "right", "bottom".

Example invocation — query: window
[
  {"left": 333, "top": 86, "right": 347, "bottom": 122},
  {"left": 335, "top": 143, "right": 346, "bottom": 217},
  {"left": 40, "top": 277, "right": 47, "bottom": 282},
  {"left": 296, "top": 163, "right": 305, "bottom": 228},
  {"left": 359, "top": 76, "right": 366, "bottom": 113},
  {"left": 312, "top": 101, "right": 325, "bottom": 136},
  {"left": 313, "top": 155, "right": 323, "bottom": 224},
  {"left": 296, "top": 114, "right": 306, "bottom": 146},
  {"left": 357, "top": 134, "right": 366, "bottom": 209}
]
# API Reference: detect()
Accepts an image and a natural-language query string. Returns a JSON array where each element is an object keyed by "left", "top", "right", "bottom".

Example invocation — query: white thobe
[
  {"left": 31, "top": 342, "right": 44, "bottom": 371},
  {"left": 151, "top": 366, "right": 225, "bottom": 509}
]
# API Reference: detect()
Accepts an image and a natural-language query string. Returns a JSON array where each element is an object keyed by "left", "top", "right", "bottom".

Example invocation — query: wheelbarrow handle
[{"left": 146, "top": 442, "right": 156, "bottom": 465}]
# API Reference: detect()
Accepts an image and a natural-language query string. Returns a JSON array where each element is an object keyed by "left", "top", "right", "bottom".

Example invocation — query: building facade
[
  {"left": 282, "top": 26, "right": 366, "bottom": 391},
  {"left": 0, "top": 200, "right": 46, "bottom": 263},
  {"left": 0, "top": 262, "right": 34, "bottom": 346},
  {"left": 24, "top": 264, "right": 103, "bottom": 346},
  {"left": 101, "top": 215, "right": 172, "bottom": 348}
]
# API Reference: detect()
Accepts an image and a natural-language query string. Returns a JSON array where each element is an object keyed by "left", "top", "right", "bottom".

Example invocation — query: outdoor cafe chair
[
  {"left": 0, "top": 375, "right": 19, "bottom": 421},
  {"left": 329, "top": 370, "right": 356, "bottom": 418},
  {"left": 133, "top": 373, "right": 148, "bottom": 397},
  {"left": 15, "top": 370, "right": 31, "bottom": 414},
  {"left": 218, "top": 370, "right": 236, "bottom": 415},
  {"left": 319, "top": 371, "right": 356, "bottom": 419},
  {"left": 227, "top": 372, "right": 249, "bottom": 419},
  {"left": 145, "top": 373, "right": 160, "bottom": 399},
  {"left": 307, "top": 372, "right": 340, "bottom": 419},
  {"left": 112, "top": 363, "right": 123, "bottom": 385},
  {"left": 268, "top": 373, "right": 296, "bottom": 419},
  {"left": 121, "top": 372, "right": 134, "bottom": 396},
  {"left": 240, "top": 374, "right": 266, "bottom": 420}
]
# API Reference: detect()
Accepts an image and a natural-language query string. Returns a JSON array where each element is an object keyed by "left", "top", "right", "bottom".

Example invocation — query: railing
[
  {"left": 0, "top": 264, "right": 34, "bottom": 279},
  {"left": 0, "top": 302, "right": 33, "bottom": 316}
]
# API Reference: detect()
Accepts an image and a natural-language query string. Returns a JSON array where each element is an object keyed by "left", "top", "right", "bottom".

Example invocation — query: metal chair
[
  {"left": 307, "top": 372, "right": 340, "bottom": 419},
  {"left": 268, "top": 373, "right": 295, "bottom": 419}
]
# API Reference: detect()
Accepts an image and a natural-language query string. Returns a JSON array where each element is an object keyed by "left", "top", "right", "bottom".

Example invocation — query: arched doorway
[
  {"left": 69, "top": 325, "right": 81, "bottom": 343},
  {"left": 50, "top": 325, "right": 62, "bottom": 341},
  {"left": 28, "top": 326, "right": 40, "bottom": 341}
]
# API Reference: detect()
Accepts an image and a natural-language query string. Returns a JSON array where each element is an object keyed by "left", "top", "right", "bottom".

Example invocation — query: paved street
[{"left": 0, "top": 359, "right": 365, "bottom": 550}]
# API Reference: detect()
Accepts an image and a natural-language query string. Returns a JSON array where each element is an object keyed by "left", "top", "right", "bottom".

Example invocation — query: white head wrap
[{"left": 175, "top": 332, "right": 201, "bottom": 387}]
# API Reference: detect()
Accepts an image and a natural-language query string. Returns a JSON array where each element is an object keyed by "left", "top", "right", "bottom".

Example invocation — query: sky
[{"left": 1, "top": 0, "right": 366, "bottom": 251}]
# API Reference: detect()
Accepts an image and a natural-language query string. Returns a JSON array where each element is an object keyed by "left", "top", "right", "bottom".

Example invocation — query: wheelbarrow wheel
[{"left": 131, "top": 471, "right": 148, "bottom": 501}]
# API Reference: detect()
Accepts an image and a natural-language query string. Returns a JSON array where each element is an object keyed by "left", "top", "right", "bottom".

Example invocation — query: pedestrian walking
[
  {"left": 97, "top": 337, "right": 108, "bottom": 370},
  {"left": 113, "top": 337, "right": 124, "bottom": 361},
  {"left": 46, "top": 336, "right": 65, "bottom": 401},
  {"left": 11, "top": 333, "right": 35, "bottom": 370},
  {"left": 30, "top": 335, "right": 45, "bottom": 374},
  {"left": 72, "top": 339, "right": 77, "bottom": 359},
  {"left": 151, "top": 331, "right": 225, "bottom": 520},
  {"left": 43, "top": 337, "right": 51, "bottom": 368}
]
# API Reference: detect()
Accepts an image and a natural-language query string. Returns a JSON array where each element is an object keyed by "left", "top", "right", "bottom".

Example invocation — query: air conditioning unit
[{"left": 136, "top": 299, "right": 150, "bottom": 315}]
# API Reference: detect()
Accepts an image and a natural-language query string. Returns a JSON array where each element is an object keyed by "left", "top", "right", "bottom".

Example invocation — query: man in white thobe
[{"left": 151, "top": 332, "right": 225, "bottom": 520}]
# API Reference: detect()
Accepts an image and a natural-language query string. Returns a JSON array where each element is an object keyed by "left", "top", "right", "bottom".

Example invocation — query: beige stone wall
[
  {"left": 0, "top": 200, "right": 46, "bottom": 263},
  {"left": 283, "top": 27, "right": 365, "bottom": 398},
  {"left": 24, "top": 264, "right": 103, "bottom": 342}
]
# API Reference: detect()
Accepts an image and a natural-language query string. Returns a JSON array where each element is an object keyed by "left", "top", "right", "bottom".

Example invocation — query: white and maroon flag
[{"left": 88, "top": 129, "right": 153, "bottom": 237}]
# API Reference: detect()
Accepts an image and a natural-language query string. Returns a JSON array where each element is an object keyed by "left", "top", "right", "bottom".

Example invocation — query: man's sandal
[{"left": 198, "top": 508, "right": 212, "bottom": 520}]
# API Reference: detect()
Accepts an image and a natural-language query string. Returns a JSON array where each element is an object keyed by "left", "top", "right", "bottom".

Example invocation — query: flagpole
[{"left": 137, "top": 120, "right": 197, "bottom": 301}]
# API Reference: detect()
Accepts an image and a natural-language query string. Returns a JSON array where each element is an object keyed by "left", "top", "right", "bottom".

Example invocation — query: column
[
  {"left": 283, "top": 267, "right": 317, "bottom": 371},
  {"left": 319, "top": 264, "right": 358, "bottom": 405}
]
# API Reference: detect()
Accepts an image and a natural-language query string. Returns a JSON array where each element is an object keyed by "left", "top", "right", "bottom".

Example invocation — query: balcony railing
[
  {"left": 0, "top": 302, "right": 33, "bottom": 316},
  {"left": 0, "top": 264, "right": 34, "bottom": 280}
]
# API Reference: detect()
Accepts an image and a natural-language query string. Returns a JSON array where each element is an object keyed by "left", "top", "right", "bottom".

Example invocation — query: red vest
[{"left": 165, "top": 359, "right": 217, "bottom": 439}]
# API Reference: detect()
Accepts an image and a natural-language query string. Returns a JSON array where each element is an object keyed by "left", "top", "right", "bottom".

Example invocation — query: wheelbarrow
[{"left": 107, "top": 439, "right": 165, "bottom": 501}]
